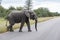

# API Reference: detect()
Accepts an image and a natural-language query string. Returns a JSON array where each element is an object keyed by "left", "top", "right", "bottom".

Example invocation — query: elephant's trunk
[{"left": 35, "top": 19, "right": 37, "bottom": 31}]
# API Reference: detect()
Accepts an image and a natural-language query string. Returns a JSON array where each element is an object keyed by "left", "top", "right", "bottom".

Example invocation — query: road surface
[{"left": 0, "top": 17, "right": 60, "bottom": 40}]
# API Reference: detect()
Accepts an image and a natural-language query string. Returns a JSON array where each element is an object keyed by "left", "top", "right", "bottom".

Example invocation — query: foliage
[
  {"left": 0, "top": 6, "right": 6, "bottom": 17},
  {"left": 0, "top": 5, "right": 23, "bottom": 18},
  {"left": 34, "top": 7, "right": 60, "bottom": 17},
  {"left": 8, "top": 6, "right": 16, "bottom": 10},
  {"left": 0, "top": 5, "right": 60, "bottom": 18},
  {"left": 16, "top": 7, "right": 23, "bottom": 10}
]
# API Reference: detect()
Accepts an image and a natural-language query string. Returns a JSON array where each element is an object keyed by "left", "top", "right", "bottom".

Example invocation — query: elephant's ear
[{"left": 25, "top": 11, "right": 30, "bottom": 18}]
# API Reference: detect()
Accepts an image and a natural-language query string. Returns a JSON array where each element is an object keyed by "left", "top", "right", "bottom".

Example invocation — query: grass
[{"left": 0, "top": 17, "right": 54, "bottom": 33}]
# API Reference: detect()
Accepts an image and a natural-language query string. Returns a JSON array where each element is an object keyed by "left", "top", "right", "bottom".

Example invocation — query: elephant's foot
[
  {"left": 7, "top": 27, "right": 10, "bottom": 31},
  {"left": 19, "top": 30, "right": 22, "bottom": 32},
  {"left": 28, "top": 30, "right": 32, "bottom": 32},
  {"left": 7, "top": 29, "right": 9, "bottom": 31},
  {"left": 10, "top": 30, "right": 14, "bottom": 32}
]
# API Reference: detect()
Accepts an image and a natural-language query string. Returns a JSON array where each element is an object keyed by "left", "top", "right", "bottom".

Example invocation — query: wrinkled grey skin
[{"left": 6, "top": 10, "right": 37, "bottom": 32}]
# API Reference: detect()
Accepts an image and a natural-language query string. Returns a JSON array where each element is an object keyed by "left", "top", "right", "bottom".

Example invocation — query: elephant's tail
[
  {"left": 5, "top": 16, "right": 9, "bottom": 27},
  {"left": 5, "top": 19, "right": 10, "bottom": 31},
  {"left": 5, "top": 19, "right": 8, "bottom": 27}
]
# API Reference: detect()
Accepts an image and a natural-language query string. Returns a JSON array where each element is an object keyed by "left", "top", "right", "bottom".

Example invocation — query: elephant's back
[{"left": 8, "top": 10, "right": 26, "bottom": 23}]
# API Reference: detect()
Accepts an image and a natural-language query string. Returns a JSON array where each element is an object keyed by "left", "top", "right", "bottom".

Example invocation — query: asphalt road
[{"left": 0, "top": 17, "right": 60, "bottom": 40}]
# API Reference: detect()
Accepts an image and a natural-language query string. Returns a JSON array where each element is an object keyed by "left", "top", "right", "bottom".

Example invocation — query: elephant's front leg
[
  {"left": 26, "top": 19, "right": 32, "bottom": 32},
  {"left": 19, "top": 21, "right": 25, "bottom": 32}
]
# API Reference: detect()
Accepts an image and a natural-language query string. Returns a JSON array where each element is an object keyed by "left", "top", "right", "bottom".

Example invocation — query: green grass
[{"left": 0, "top": 17, "right": 54, "bottom": 33}]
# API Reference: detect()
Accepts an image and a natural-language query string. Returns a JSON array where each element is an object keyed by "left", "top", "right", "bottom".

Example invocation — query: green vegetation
[
  {"left": 0, "top": 5, "right": 60, "bottom": 18},
  {"left": 34, "top": 7, "right": 60, "bottom": 17}
]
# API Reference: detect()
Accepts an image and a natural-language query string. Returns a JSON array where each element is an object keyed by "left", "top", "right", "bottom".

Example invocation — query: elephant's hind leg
[
  {"left": 8, "top": 21, "right": 15, "bottom": 32},
  {"left": 7, "top": 24, "right": 14, "bottom": 32},
  {"left": 9, "top": 24, "right": 14, "bottom": 32},
  {"left": 7, "top": 26, "right": 10, "bottom": 31}
]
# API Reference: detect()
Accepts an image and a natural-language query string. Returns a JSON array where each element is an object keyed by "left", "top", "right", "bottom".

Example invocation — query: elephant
[{"left": 6, "top": 10, "right": 37, "bottom": 32}]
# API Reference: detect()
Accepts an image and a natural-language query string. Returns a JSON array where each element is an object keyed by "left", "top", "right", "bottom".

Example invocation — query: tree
[
  {"left": 6, "top": 6, "right": 16, "bottom": 15},
  {"left": 0, "top": 0, "right": 2, "bottom": 5},
  {"left": 0, "top": 6, "right": 6, "bottom": 17},
  {"left": 16, "top": 7, "right": 23, "bottom": 10},
  {"left": 25, "top": 0, "right": 32, "bottom": 10},
  {"left": 34, "top": 7, "right": 50, "bottom": 17},
  {"left": 8, "top": 6, "right": 15, "bottom": 10}
]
